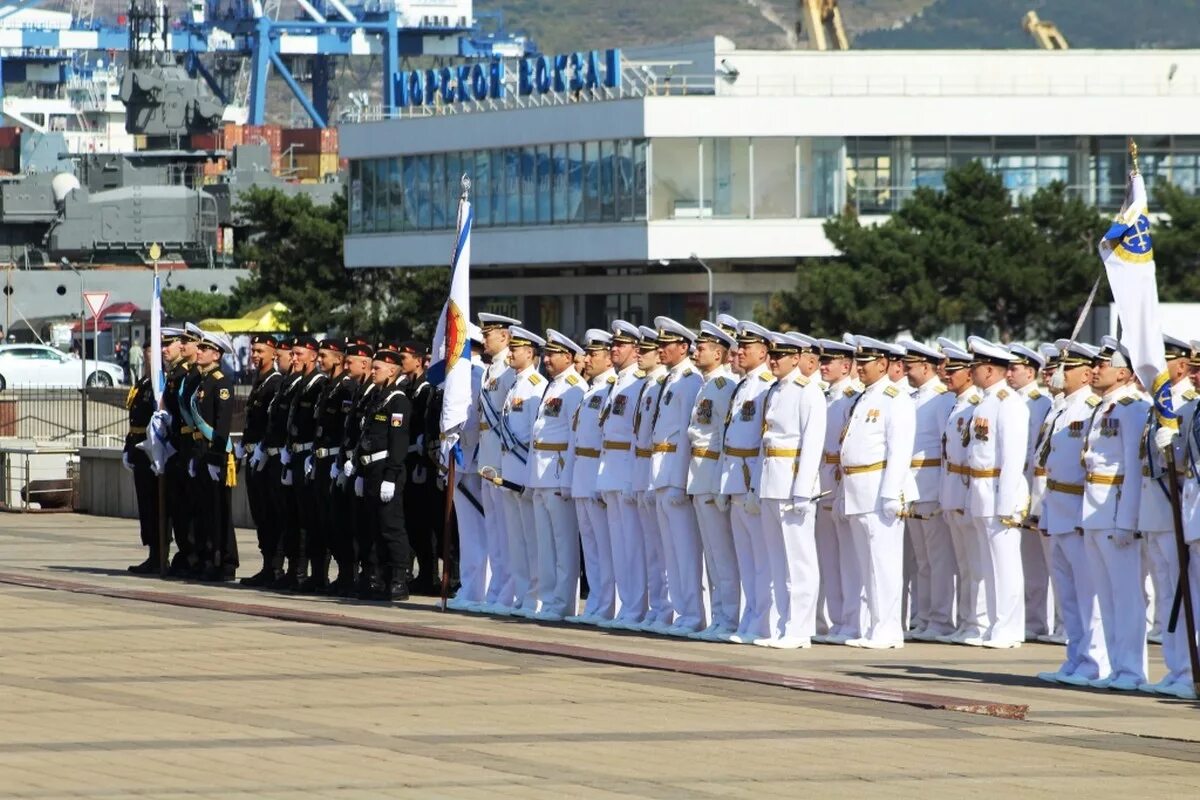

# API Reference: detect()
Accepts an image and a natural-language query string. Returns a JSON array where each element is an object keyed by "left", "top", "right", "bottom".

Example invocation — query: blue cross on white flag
[{"left": 136, "top": 272, "right": 175, "bottom": 474}]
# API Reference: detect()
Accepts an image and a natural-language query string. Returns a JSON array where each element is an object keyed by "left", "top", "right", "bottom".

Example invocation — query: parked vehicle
[{"left": 0, "top": 344, "right": 125, "bottom": 389}]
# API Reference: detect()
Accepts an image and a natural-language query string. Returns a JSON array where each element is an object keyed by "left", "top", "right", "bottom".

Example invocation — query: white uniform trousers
[
  {"left": 1145, "top": 530, "right": 1173, "bottom": 643},
  {"left": 452, "top": 474, "right": 488, "bottom": 604},
  {"left": 902, "top": 526, "right": 920, "bottom": 631},
  {"left": 640, "top": 490, "right": 673, "bottom": 627},
  {"left": 846, "top": 511, "right": 905, "bottom": 645},
  {"left": 692, "top": 494, "right": 740, "bottom": 632},
  {"left": 976, "top": 517, "right": 1025, "bottom": 644},
  {"left": 835, "top": 509, "right": 868, "bottom": 639},
  {"left": 1146, "top": 530, "right": 1192, "bottom": 686},
  {"left": 532, "top": 488, "right": 580, "bottom": 617},
  {"left": 1022, "top": 527, "right": 1053, "bottom": 638},
  {"left": 946, "top": 511, "right": 985, "bottom": 637},
  {"left": 730, "top": 495, "right": 762, "bottom": 638},
  {"left": 501, "top": 488, "right": 538, "bottom": 613},
  {"left": 1049, "top": 533, "right": 1109, "bottom": 680},
  {"left": 1084, "top": 531, "right": 1147, "bottom": 685},
  {"left": 814, "top": 508, "right": 843, "bottom": 636},
  {"left": 576, "top": 497, "right": 615, "bottom": 619},
  {"left": 764, "top": 500, "right": 819, "bottom": 643},
  {"left": 483, "top": 481, "right": 514, "bottom": 607},
  {"left": 908, "top": 508, "right": 957, "bottom": 636},
  {"left": 656, "top": 489, "right": 706, "bottom": 632},
  {"left": 605, "top": 491, "right": 647, "bottom": 625}
]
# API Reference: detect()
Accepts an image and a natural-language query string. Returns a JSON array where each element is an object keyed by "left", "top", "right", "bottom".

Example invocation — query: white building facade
[{"left": 341, "top": 38, "right": 1200, "bottom": 332}]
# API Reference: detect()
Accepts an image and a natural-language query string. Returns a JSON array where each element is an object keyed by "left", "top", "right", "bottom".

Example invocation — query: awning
[{"left": 198, "top": 302, "right": 290, "bottom": 333}]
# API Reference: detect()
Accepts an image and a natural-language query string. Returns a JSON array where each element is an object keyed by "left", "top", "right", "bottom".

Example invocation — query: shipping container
[
  {"left": 223, "top": 123, "right": 245, "bottom": 148},
  {"left": 0, "top": 126, "right": 20, "bottom": 150},
  {"left": 292, "top": 153, "right": 340, "bottom": 180},
  {"left": 282, "top": 126, "right": 339, "bottom": 155},
  {"left": 243, "top": 124, "right": 282, "bottom": 153},
  {"left": 190, "top": 132, "right": 220, "bottom": 150}
]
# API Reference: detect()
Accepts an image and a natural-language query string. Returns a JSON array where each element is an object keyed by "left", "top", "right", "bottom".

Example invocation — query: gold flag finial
[{"left": 1129, "top": 138, "right": 1140, "bottom": 176}]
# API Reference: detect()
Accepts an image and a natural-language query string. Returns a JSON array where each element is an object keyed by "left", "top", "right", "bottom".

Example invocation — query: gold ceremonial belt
[
  {"left": 192, "top": 431, "right": 204, "bottom": 441},
  {"left": 724, "top": 446, "right": 759, "bottom": 458},
  {"left": 575, "top": 447, "right": 600, "bottom": 458},
  {"left": 128, "top": 425, "right": 147, "bottom": 435},
  {"left": 946, "top": 463, "right": 968, "bottom": 476},
  {"left": 823, "top": 452, "right": 840, "bottom": 465},
  {"left": 765, "top": 448, "right": 800, "bottom": 458},
  {"left": 1047, "top": 479, "right": 1084, "bottom": 496},
  {"left": 1086, "top": 472, "right": 1124, "bottom": 486},
  {"left": 635, "top": 448, "right": 652, "bottom": 458},
  {"left": 479, "top": 422, "right": 491, "bottom": 431},
  {"left": 181, "top": 426, "right": 194, "bottom": 434},
  {"left": 1034, "top": 466, "right": 1047, "bottom": 478},
  {"left": 534, "top": 441, "right": 569, "bottom": 452},
  {"left": 969, "top": 467, "right": 1001, "bottom": 479},
  {"left": 911, "top": 458, "right": 941, "bottom": 468},
  {"left": 652, "top": 443, "right": 677, "bottom": 454},
  {"left": 691, "top": 447, "right": 719, "bottom": 460},
  {"left": 603, "top": 440, "right": 631, "bottom": 451},
  {"left": 843, "top": 460, "right": 887, "bottom": 475}
]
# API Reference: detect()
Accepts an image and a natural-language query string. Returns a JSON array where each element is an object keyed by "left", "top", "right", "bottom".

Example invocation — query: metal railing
[{"left": 0, "top": 444, "right": 78, "bottom": 512}]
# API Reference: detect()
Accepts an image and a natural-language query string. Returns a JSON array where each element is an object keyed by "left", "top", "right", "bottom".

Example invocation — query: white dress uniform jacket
[
  {"left": 820, "top": 377, "right": 861, "bottom": 510},
  {"left": 686, "top": 367, "right": 736, "bottom": 495},
  {"left": 940, "top": 387, "right": 983, "bottom": 514},
  {"left": 1139, "top": 379, "right": 1197, "bottom": 533},
  {"left": 1081, "top": 384, "right": 1147, "bottom": 532},
  {"left": 1040, "top": 386, "right": 1100, "bottom": 536},
  {"left": 499, "top": 365, "right": 547, "bottom": 486},
  {"left": 839, "top": 379, "right": 916, "bottom": 516},
  {"left": 570, "top": 368, "right": 615, "bottom": 498},
  {"left": 719, "top": 366, "right": 776, "bottom": 495},
  {"left": 634, "top": 364, "right": 668, "bottom": 491},
  {"left": 908, "top": 379, "right": 956, "bottom": 506},
  {"left": 759, "top": 369, "right": 826, "bottom": 501},
  {"left": 650, "top": 359, "right": 704, "bottom": 490},
  {"left": 966, "top": 382, "right": 1031, "bottom": 520},
  {"left": 528, "top": 368, "right": 585, "bottom": 490},
  {"left": 477, "top": 349, "right": 516, "bottom": 476},
  {"left": 595, "top": 364, "right": 646, "bottom": 494}
]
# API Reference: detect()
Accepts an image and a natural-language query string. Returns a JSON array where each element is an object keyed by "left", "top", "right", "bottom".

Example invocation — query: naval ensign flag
[{"left": 429, "top": 175, "right": 474, "bottom": 464}]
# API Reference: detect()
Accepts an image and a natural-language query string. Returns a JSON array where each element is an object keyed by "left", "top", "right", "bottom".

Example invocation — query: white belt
[
  {"left": 290, "top": 442, "right": 313, "bottom": 454},
  {"left": 359, "top": 451, "right": 388, "bottom": 466},
  {"left": 266, "top": 447, "right": 281, "bottom": 456},
  {"left": 315, "top": 447, "right": 337, "bottom": 459}
]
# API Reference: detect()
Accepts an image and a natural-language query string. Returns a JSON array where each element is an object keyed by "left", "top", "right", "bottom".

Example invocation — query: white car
[{"left": 0, "top": 344, "right": 125, "bottom": 389}]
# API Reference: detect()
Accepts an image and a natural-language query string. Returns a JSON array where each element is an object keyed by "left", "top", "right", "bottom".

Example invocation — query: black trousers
[
  {"left": 247, "top": 455, "right": 282, "bottom": 567},
  {"left": 196, "top": 465, "right": 238, "bottom": 569},
  {"left": 131, "top": 451, "right": 160, "bottom": 554},
  {"left": 364, "top": 465, "right": 409, "bottom": 584},
  {"left": 164, "top": 451, "right": 192, "bottom": 563},
  {"left": 269, "top": 455, "right": 303, "bottom": 572},
  {"left": 308, "top": 455, "right": 337, "bottom": 564},
  {"left": 404, "top": 459, "right": 435, "bottom": 584}
]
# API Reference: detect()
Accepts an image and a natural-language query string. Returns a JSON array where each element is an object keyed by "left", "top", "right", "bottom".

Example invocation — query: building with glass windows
[{"left": 341, "top": 37, "right": 1200, "bottom": 332}]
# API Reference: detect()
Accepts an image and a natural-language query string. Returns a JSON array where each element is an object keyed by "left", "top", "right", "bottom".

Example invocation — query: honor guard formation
[{"left": 123, "top": 316, "right": 1200, "bottom": 699}]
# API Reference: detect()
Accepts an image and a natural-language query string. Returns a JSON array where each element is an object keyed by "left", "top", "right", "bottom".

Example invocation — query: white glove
[
  {"left": 742, "top": 492, "right": 760, "bottom": 515},
  {"left": 791, "top": 496, "right": 813, "bottom": 524},
  {"left": 330, "top": 460, "right": 341, "bottom": 480},
  {"left": 354, "top": 476, "right": 364, "bottom": 497},
  {"left": 280, "top": 448, "right": 292, "bottom": 466},
  {"left": 439, "top": 434, "right": 459, "bottom": 470},
  {"left": 121, "top": 452, "right": 134, "bottom": 472},
  {"left": 1155, "top": 426, "right": 1179, "bottom": 454},
  {"left": 881, "top": 498, "right": 902, "bottom": 525},
  {"left": 187, "top": 459, "right": 197, "bottom": 478},
  {"left": 381, "top": 480, "right": 396, "bottom": 503},
  {"left": 281, "top": 469, "right": 293, "bottom": 487},
  {"left": 1111, "top": 529, "right": 1138, "bottom": 548},
  {"left": 207, "top": 463, "right": 221, "bottom": 482},
  {"left": 559, "top": 486, "right": 572, "bottom": 501},
  {"left": 250, "top": 444, "right": 265, "bottom": 471},
  {"left": 714, "top": 494, "right": 731, "bottom": 512},
  {"left": 234, "top": 441, "right": 245, "bottom": 460},
  {"left": 304, "top": 455, "right": 314, "bottom": 478},
  {"left": 343, "top": 459, "right": 356, "bottom": 478},
  {"left": 663, "top": 486, "right": 688, "bottom": 507}
]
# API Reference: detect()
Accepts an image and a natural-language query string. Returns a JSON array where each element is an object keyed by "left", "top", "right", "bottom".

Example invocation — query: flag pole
[
  {"left": 1133, "top": 136, "right": 1200, "bottom": 697},
  {"left": 153, "top": 255, "right": 169, "bottom": 577}
]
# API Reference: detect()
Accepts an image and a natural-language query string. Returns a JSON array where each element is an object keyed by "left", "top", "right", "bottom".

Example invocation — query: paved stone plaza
[{"left": 1, "top": 513, "right": 1198, "bottom": 799}]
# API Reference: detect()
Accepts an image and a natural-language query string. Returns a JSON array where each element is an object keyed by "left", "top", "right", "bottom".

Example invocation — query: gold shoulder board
[
  {"left": 715, "top": 376, "right": 727, "bottom": 389},
  {"left": 997, "top": 389, "right": 1009, "bottom": 400},
  {"left": 969, "top": 395, "right": 981, "bottom": 405},
  {"left": 607, "top": 375, "right": 617, "bottom": 384},
  {"left": 883, "top": 385, "right": 899, "bottom": 398},
  {"left": 843, "top": 386, "right": 856, "bottom": 397},
  {"left": 1029, "top": 389, "right": 1042, "bottom": 400},
  {"left": 1086, "top": 395, "right": 1101, "bottom": 407},
  {"left": 1184, "top": 389, "right": 1199, "bottom": 401},
  {"left": 529, "top": 373, "right": 543, "bottom": 385},
  {"left": 793, "top": 375, "right": 810, "bottom": 387},
  {"left": 934, "top": 384, "right": 948, "bottom": 394},
  {"left": 635, "top": 370, "right": 646, "bottom": 379},
  {"left": 758, "top": 371, "right": 772, "bottom": 382},
  {"left": 565, "top": 374, "right": 580, "bottom": 386},
  {"left": 213, "top": 370, "right": 224, "bottom": 380},
  {"left": 1118, "top": 396, "right": 1135, "bottom": 406}
]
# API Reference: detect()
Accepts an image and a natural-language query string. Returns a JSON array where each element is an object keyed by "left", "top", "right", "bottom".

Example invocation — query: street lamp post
[
  {"left": 689, "top": 252, "right": 714, "bottom": 321},
  {"left": 61, "top": 258, "right": 87, "bottom": 446}
]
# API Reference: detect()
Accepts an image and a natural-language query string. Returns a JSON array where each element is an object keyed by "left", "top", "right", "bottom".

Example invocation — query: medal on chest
[
  {"left": 973, "top": 418, "right": 990, "bottom": 442},
  {"left": 739, "top": 400, "right": 756, "bottom": 421},
  {"left": 696, "top": 398, "right": 713, "bottom": 425},
  {"left": 613, "top": 395, "right": 627, "bottom": 416},
  {"left": 544, "top": 397, "right": 563, "bottom": 417}
]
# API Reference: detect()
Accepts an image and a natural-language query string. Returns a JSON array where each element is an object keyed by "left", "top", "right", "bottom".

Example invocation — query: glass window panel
[
  {"left": 551, "top": 143, "right": 569, "bottom": 223},
  {"left": 519, "top": 145, "right": 536, "bottom": 225},
  {"left": 584, "top": 141, "right": 601, "bottom": 223},
  {"left": 490, "top": 149, "right": 506, "bottom": 226},
  {"left": 911, "top": 137, "right": 947, "bottom": 156},
  {"left": 567, "top": 142, "right": 584, "bottom": 221},
  {"left": 374, "top": 159, "right": 389, "bottom": 231},
  {"left": 474, "top": 150, "right": 491, "bottom": 227},
  {"left": 361, "top": 158, "right": 376, "bottom": 233},
  {"left": 349, "top": 159, "right": 363, "bottom": 232},
  {"left": 430, "top": 153, "right": 446, "bottom": 229},
  {"left": 505, "top": 148, "right": 521, "bottom": 224},
  {"left": 599, "top": 140, "right": 616, "bottom": 222},
  {"left": 912, "top": 155, "right": 946, "bottom": 189},
  {"left": 388, "top": 157, "right": 404, "bottom": 231},
  {"left": 536, "top": 144, "right": 552, "bottom": 224},
  {"left": 949, "top": 136, "right": 991, "bottom": 153},
  {"left": 810, "top": 143, "right": 841, "bottom": 217},
  {"left": 445, "top": 152, "right": 462, "bottom": 228},
  {"left": 650, "top": 138, "right": 700, "bottom": 220},
  {"left": 706, "top": 137, "right": 750, "bottom": 219},
  {"left": 633, "top": 139, "right": 648, "bottom": 219},
  {"left": 752, "top": 138, "right": 796, "bottom": 218},
  {"left": 617, "top": 139, "right": 635, "bottom": 222}
]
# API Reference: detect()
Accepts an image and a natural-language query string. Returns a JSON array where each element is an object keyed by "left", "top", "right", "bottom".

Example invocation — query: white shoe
[
  {"left": 1141, "top": 677, "right": 1177, "bottom": 695},
  {"left": 959, "top": 636, "right": 985, "bottom": 647},
  {"left": 769, "top": 637, "right": 811, "bottom": 650},
  {"left": 1088, "top": 676, "right": 1114, "bottom": 689},
  {"left": 1036, "top": 633, "right": 1067, "bottom": 645},
  {"left": 563, "top": 614, "right": 587, "bottom": 624},
  {"left": 981, "top": 639, "right": 1022, "bottom": 650},
  {"left": 1036, "top": 670, "right": 1066, "bottom": 684},
  {"left": 463, "top": 601, "right": 488, "bottom": 613},
  {"left": 1160, "top": 681, "right": 1199, "bottom": 700},
  {"left": 911, "top": 629, "right": 943, "bottom": 642},
  {"left": 846, "top": 638, "right": 903, "bottom": 650},
  {"left": 1057, "top": 673, "right": 1093, "bottom": 688},
  {"left": 445, "top": 596, "right": 468, "bottom": 610},
  {"left": 487, "top": 604, "right": 515, "bottom": 617},
  {"left": 712, "top": 629, "right": 739, "bottom": 643},
  {"left": 666, "top": 625, "right": 699, "bottom": 637},
  {"left": 510, "top": 607, "right": 536, "bottom": 619},
  {"left": 1108, "top": 676, "right": 1143, "bottom": 692},
  {"left": 728, "top": 631, "right": 757, "bottom": 644},
  {"left": 824, "top": 633, "right": 852, "bottom": 645},
  {"left": 533, "top": 610, "right": 563, "bottom": 622},
  {"left": 811, "top": 633, "right": 830, "bottom": 644},
  {"left": 595, "top": 617, "right": 621, "bottom": 629},
  {"left": 935, "top": 630, "right": 965, "bottom": 644},
  {"left": 646, "top": 621, "right": 675, "bottom": 635},
  {"left": 690, "top": 624, "right": 720, "bottom": 641}
]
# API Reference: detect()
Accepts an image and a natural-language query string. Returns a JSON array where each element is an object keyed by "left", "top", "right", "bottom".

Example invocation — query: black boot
[
  {"left": 239, "top": 556, "right": 274, "bottom": 587},
  {"left": 297, "top": 555, "right": 330, "bottom": 594},
  {"left": 128, "top": 554, "right": 155, "bottom": 574},
  {"left": 269, "top": 557, "right": 301, "bottom": 592}
]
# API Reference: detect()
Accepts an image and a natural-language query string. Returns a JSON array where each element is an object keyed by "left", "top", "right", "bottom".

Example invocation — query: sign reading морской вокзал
[{"left": 393, "top": 49, "right": 622, "bottom": 109}]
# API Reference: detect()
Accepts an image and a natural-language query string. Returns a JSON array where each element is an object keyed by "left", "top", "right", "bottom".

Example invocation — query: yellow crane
[
  {"left": 1022, "top": 10, "right": 1070, "bottom": 50},
  {"left": 797, "top": 0, "right": 851, "bottom": 51}
]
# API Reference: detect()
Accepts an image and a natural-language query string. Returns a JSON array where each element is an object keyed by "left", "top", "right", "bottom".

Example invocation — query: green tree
[
  {"left": 231, "top": 188, "right": 449, "bottom": 340},
  {"left": 766, "top": 161, "right": 1106, "bottom": 342},
  {"left": 1150, "top": 181, "right": 1200, "bottom": 301},
  {"left": 161, "top": 287, "right": 235, "bottom": 321}
]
